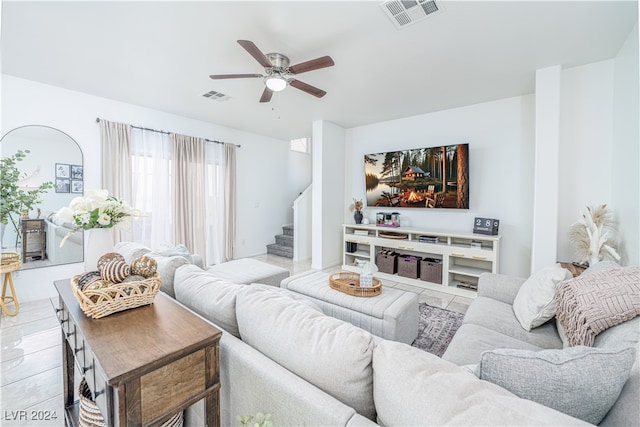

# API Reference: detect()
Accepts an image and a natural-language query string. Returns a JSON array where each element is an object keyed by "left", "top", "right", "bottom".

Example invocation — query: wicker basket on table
[
  {"left": 329, "top": 272, "right": 382, "bottom": 297},
  {"left": 71, "top": 273, "right": 161, "bottom": 319}
]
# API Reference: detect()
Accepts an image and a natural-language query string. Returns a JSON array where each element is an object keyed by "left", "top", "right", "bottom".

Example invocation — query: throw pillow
[
  {"left": 512, "top": 264, "right": 572, "bottom": 331},
  {"left": 475, "top": 346, "right": 636, "bottom": 425}
]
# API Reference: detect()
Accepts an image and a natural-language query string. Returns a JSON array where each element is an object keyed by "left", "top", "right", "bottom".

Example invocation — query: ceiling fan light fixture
[{"left": 265, "top": 75, "right": 287, "bottom": 92}]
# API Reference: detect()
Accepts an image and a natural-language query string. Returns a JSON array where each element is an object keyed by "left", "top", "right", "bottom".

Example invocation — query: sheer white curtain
[
  {"left": 205, "top": 141, "right": 226, "bottom": 265},
  {"left": 130, "top": 128, "right": 172, "bottom": 248}
]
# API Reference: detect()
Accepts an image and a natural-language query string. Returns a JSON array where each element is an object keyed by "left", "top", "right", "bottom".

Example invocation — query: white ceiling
[{"left": 2, "top": 1, "right": 637, "bottom": 141}]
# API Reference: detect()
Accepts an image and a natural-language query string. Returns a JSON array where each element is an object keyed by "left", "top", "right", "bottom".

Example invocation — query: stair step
[
  {"left": 275, "top": 234, "right": 293, "bottom": 247},
  {"left": 267, "top": 243, "right": 293, "bottom": 258},
  {"left": 282, "top": 224, "right": 294, "bottom": 236}
]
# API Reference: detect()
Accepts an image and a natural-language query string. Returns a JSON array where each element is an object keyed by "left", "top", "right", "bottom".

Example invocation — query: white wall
[
  {"left": 345, "top": 96, "right": 536, "bottom": 278},
  {"left": 557, "top": 60, "right": 615, "bottom": 263},
  {"left": 2, "top": 74, "right": 306, "bottom": 302},
  {"left": 612, "top": 24, "right": 640, "bottom": 266}
]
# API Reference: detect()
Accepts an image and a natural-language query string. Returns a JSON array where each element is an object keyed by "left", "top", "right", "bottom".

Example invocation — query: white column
[
  {"left": 531, "top": 65, "right": 561, "bottom": 272},
  {"left": 311, "top": 120, "right": 345, "bottom": 270}
]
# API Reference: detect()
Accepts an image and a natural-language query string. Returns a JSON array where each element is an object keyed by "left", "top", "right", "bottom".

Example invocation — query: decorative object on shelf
[
  {"left": 569, "top": 204, "right": 621, "bottom": 266},
  {"left": 351, "top": 197, "right": 364, "bottom": 224},
  {"left": 376, "top": 211, "right": 400, "bottom": 227},
  {"left": 329, "top": 272, "right": 382, "bottom": 297},
  {"left": 378, "top": 232, "right": 408, "bottom": 239},
  {"left": 473, "top": 217, "right": 500, "bottom": 235},
  {"left": 57, "top": 189, "right": 140, "bottom": 269}
]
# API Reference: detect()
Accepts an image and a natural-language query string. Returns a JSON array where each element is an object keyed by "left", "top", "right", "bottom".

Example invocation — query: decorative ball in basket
[{"left": 72, "top": 252, "right": 161, "bottom": 319}]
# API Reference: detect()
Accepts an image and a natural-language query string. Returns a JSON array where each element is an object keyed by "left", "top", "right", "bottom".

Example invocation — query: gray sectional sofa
[
  {"left": 443, "top": 262, "right": 639, "bottom": 426},
  {"left": 113, "top": 242, "right": 638, "bottom": 426}
]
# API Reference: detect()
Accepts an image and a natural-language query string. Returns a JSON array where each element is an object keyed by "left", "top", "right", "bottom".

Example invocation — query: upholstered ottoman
[
  {"left": 280, "top": 270, "right": 419, "bottom": 344},
  {"left": 206, "top": 258, "right": 290, "bottom": 287}
]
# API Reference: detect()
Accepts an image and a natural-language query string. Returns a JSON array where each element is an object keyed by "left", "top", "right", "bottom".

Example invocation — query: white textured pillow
[{"left": 512, "top": 264, "right": 572, "bottom": 331}]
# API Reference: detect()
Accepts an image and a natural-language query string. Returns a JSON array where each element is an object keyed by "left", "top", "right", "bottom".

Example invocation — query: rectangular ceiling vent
[
  {"left": 380, "top": 0, "right": 441, "bottom": 29},
  {"left": 202, "top": 90, "right": 230, "bottom": 102}
]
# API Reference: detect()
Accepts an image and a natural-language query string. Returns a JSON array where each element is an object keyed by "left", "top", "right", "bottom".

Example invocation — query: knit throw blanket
[{"left": 555, "top": 266, "right": 640, "bottom": 347}]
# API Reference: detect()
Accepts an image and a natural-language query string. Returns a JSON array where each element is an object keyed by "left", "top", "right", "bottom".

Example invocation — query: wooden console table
[{"left": 55, "top": 279, "right": 222, "bottom": 426}]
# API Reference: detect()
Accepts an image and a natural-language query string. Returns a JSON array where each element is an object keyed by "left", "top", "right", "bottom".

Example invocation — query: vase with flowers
[
  {"left": 57, "top": 189, "right": 139, "bottom": 270},
  {"left": 351, "top": 198, "right": 364, "bottom": 224}
]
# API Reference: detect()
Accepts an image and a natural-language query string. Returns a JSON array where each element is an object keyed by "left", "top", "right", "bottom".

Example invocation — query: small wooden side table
[
  {"left": 55, "top": 279, "right": 222, "bottom": 426},
  {"left": 21, "top": 218, "right": 46, "bottom": 261},
  {"left": 0, "top": 254, "right": 21, "bottom": 316}
]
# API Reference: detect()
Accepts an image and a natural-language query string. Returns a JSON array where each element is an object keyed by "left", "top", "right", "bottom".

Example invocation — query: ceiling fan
[{"left": 209, "top": 40, "right": 335, "bottom": 103}]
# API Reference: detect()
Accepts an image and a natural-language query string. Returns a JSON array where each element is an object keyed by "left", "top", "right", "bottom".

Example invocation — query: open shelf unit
[{"left": 342, "top": 224, "right": 501, "bottom": 298}]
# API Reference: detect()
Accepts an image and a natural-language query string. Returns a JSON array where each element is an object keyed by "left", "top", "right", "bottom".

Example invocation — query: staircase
[{"left": 267, "top": 224, "right": 294, "bottom": 258}]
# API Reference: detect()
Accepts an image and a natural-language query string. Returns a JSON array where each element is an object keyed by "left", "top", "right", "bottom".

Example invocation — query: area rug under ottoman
[{"left": 412, "top": 303, "right": 464, "bottom": 357}]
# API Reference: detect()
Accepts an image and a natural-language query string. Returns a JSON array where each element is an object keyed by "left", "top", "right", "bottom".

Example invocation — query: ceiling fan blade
[
  {"left": 259, "top": 87, "right": 273, "bottom": 103},
  {"left": 237, "top": 40, "right": 273, "bottom": 68},
  {"left": 288, "top": 56, "right": 335, "bottom": 75},
  {"left": 209, "top": 73, "right": 263, "bottom": 80},
  {"left": 289, "top": 79, "right": 327, "bottom": 98}
]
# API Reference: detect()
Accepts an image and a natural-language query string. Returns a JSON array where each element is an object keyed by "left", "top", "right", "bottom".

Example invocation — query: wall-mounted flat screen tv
[{"left": 364, "top": 143, "right": 469, "bottom": 209}]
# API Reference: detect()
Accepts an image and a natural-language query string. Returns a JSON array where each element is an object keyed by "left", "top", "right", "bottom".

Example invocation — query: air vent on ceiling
[
  {"left": 202, "top": 90, "right": 230, "bottom": 102},
  {"left": 380, "top": 0, "right": 441, "bottom": 29}
]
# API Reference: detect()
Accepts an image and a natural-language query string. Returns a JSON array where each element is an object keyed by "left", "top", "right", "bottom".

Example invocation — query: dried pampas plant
[{"left": 569, "top": 204, "right": 620, "bottom": 266}]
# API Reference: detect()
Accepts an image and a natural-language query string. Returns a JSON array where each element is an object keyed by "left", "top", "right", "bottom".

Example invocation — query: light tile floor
[{"left": 0, "top": 255, "right": 471, "bottom": 426}]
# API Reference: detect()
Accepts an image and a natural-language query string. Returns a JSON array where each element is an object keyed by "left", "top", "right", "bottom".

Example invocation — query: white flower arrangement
[
  {"left": 569, "top": 203, "right": 621, "bottom": 266},
  {"left": 57, "top": 189, "right": 139, "bottom": 246}
]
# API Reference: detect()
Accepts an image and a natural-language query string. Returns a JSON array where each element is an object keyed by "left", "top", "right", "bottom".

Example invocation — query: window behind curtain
[
  {"left": 130, "top": 128, "right": 173, "bottom": 248},
  {"left": 129, "top": 128, "right": 226, "bottom": 264}
]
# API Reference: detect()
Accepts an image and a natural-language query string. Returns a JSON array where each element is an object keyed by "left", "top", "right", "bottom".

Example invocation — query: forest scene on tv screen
[{"left": 364, "top": 143, "right": 469, "bottom": 209}]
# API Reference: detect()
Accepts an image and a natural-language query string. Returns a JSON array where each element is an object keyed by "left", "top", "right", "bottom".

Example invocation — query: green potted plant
[
  {"left": 237, "top": 413, "right": 272, "bottom": 427},
  {"left": 1, "top": 149, "right": 54, "bottom": 238}
]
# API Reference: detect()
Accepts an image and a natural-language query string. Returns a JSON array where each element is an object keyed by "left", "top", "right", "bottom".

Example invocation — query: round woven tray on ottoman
[
  {"left": 329, "top": 272, "right": 382, "bottom": 297},
  {"left": 71, "top": 273, "right": 161, "bottom": 319}
]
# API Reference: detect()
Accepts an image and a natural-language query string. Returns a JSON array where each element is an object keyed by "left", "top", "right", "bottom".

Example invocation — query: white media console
[{"left": 342, "top": 224, "right": 501, "bottom": 298}]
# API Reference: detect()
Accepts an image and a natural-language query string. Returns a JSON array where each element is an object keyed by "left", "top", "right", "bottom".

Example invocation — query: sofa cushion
[
  {"left": 594, "top": 317, "right": 640, "bottom": 427},
  {"left": 463, "top": 297, "right": 563, "bottom": 349},
  {"left": 442, "top": 323, "right": 543, "bottom": 366},
  {"left": 145, "top": 253, "right": 190, "bottom": 298},
  {"left": 114, "top": 241, "right": 151, "bottom": 263},
  {"left": 512, "top": 264, "right": 572, "bottom": 331},
  {"left": 174, "top": 264, "right": 252, "bottom": 337},
  {"left": 155, "top": 243, "right": 194, "bottom": 263},
  {"left": 236, "top": 288, "right": 376, "bottom": 421},
  {"left": 373, "top": 340, "right": 588, "bottom": 426},
  {"left": 475, "top": 346, "right": 636, "bottom": 425},
  {"left": 207, "top": 258, "right": 289, "bottom": 287}
]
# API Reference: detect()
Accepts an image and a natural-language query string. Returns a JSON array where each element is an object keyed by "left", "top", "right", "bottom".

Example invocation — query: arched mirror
[{"left": 1, "top": 125, "right": 83, "bottom": 269}]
